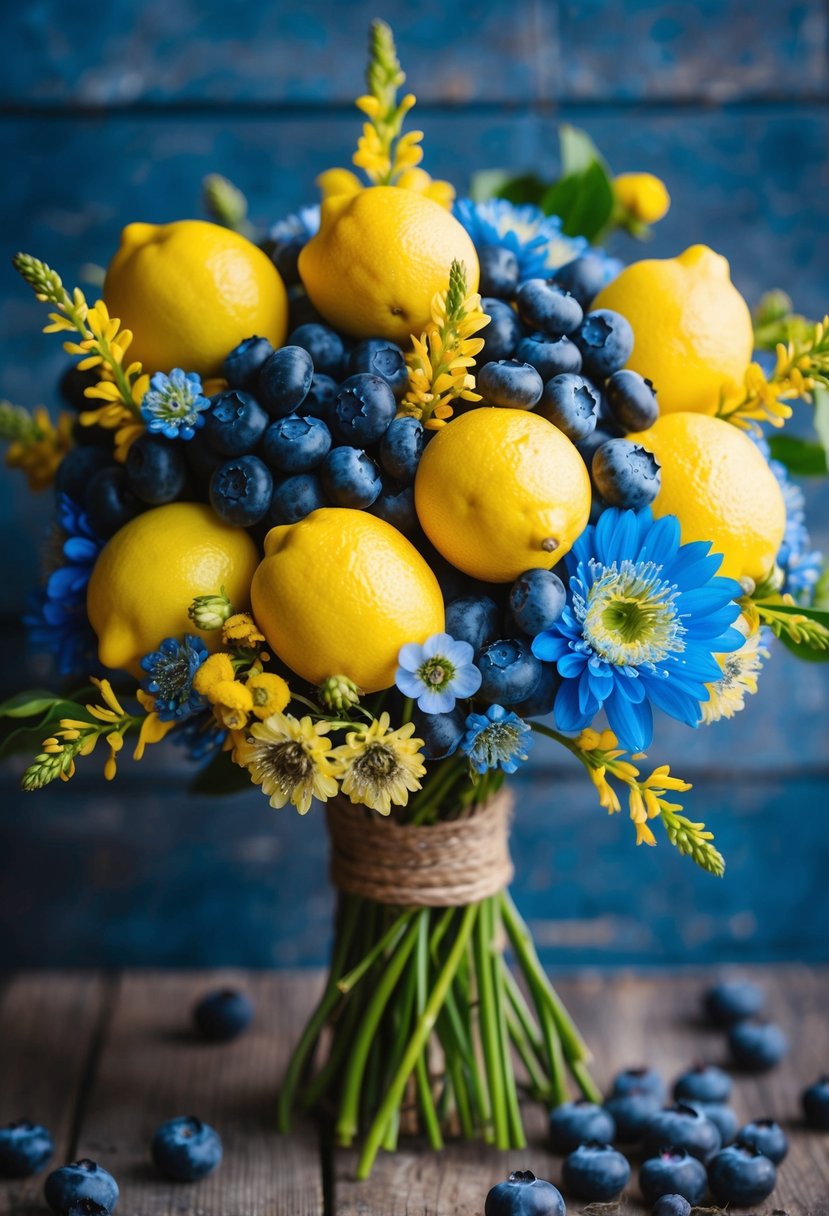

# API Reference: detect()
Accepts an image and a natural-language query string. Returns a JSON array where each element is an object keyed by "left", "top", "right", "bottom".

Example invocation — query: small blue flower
[
  {"left": 460, "top": 704, "right": 533, "bottom": 774},
  {"left": 171, "top": 711, "right": 228, "bottom": 761},
  {"left": 752, "top": 433, "right": 823, "bottom": 601},
  {"left": 140, "top": 634, "right": 209, "bottom": 721},
  {"left": 396, "top": 632, "right": 482, "bottom": 714},
  {"left": 141, "top": 369, "right": 211, "bottom": 440},
  {"left": 532, "top": 508, "right": 745, "bottom": 752},
  {"left": 268, "top": 205, "right": 320, "bottom": 249},
  {"left": 454, "top": 197, "right": 607, "bottom": 282}
]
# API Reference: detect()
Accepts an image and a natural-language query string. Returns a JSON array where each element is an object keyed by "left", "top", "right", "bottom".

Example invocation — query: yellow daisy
[
  {"left": 234, "top": 712, "right": 339, "bottom": 814},
  {"left": 331, "top": 712, "right": 425, "bottom": 816}
]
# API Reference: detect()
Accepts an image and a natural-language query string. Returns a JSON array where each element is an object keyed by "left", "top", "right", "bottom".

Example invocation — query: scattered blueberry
[
  {"left": 262, "top": 414, "right": 331, "bottom": 474},
  {"left": 0, "top": 1121, "right": 54, "bottom": 1178},
  {"left": 737, "top": 1118, "right": 788, "bottom": 1163},
  {"left": 288, "top": 322, "right": 346, "bottom": 379},
  {"left": 350, "top": 339, "right": 410, "bottom": 398},
  {"left": 673, "top": 1064, "right": 732, "bottom": 1105},
  {"left": 551, "top": 253, "right": 610, "bottom": 309},
  {"left": 478, "top": 243, "right": 521, "bottom": 299},
  {"left": 477, "top": 637, "right": 543, "bottom": 705},
  {"left": 643, "top": 1104, "right": 721, "bottom": 1163},
  {"left": 651, "top": 1196, "right": 691, "bottom": 1216},
  {"left": 204, "top": 390, "right": 269, "bottom": 456},
  {"left": 611, "top": 1066, "right": 666, "bottom": 1103},
  {"left": 379, "top": 416, "right": 426, "bottom": 484},
  {"left": 478, "top": 298, "right": 523, "bottom": 364},
  {"left": 258, "top": 345, "right": 314, "bottom": 416},
  {"left": 692, "top": 1102, "right": 738, "bottom": 1146},
  {"left": 193, "top": 988, "right": 253, "bottom": 1042},
  {"left": 574, "top": 308, "right": 634, "bottom": 378},
  {"left": 411, "top": 706, "right": 466, "bottom": 761},
  {"left": 638, "top": 1149, "right": 707, "bottom": 1205},
  {"left": 150, "top": 1116, "right": 222, "bottom": 1182},
  {"left": 592, "top": 439, "right": 661, "bottom": 509},
  {"left": 509, "top": 569, "right": 566, "bottom": 635},
  {"left": 210, "top": 455, "right": 273, "bottom": 526},
  {"left": 548, "top": 1100, "right": 615, "bottom": 1155},
  {"left": 125, "top": 435, "right": 188, "bottom": 505},
  {"left": 444, "top": 595, "right": 501, "bottom": 655},
  {"left": 516, "top": 279, "right": 583, "bottom": 337},
  {"left": 802, "top": 1076, "right": 829, "bottom": 1129},
  {"left": 603, "top": 1090, "right": 662, "bottom": 1142},
  {"left": 708, "top": 1143, "right": 777, "bottom": 1206},
  {"left": 332, "top": 374, "right": 397, "bottom": 445},
  {"left": 484, "top": 1169, "right": 565, "bottom": 1216},
  {"left": 604, "top": 369, "right": 659, "bottom": 432},
  {"left": 223, "top": 336, "right": 274, "bottom": 391},
  {"left": 85, "top": 467, "right": 144, "bottom": 538},
  {"left": 370, "top": 482, "right": 418, "bottom": 535},
  {"left": 477, "top": 360, "right": 544, "bottom": 410},
  {"left": 704, "top": 979, "right": 765, "bottom": 1027},
  {"left": 515, "top": 332, "right": 582, "bottom": 380},
  {"left": 269, "top": 473, "right": 327, "bottom": 524},
  {"left": 728, "top": 1021, "right": 788, "bottom": 1072},
  {"left": 44, "top": 1160, "right": 119, "bottom": 1215},
  {"left": 514, "top": 661, "right": 560, "bottom": 718},
  {"left": 320, "top": 447, "right": 382, "bottom": 508},
  {"left": 537, "top": 373, "right": 599, "bottom": 442},
  {"left": 562, "top": 1142, "right": 629, "bottom": 1202}
]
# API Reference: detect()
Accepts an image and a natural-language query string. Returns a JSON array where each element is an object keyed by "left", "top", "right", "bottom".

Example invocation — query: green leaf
[
  {"left": 813, "top": 385, "right": 829, "bottom": 471},
  {"left": 779, "top": 630, "right": 829, "bottom": 662},
  {"left": 559, "top": 124, "right": 608, "bottom": 176},
  {"left": 495, "top": 173, "right": 548, "bottom": 207},
  {"left": 0, "top": 690, "right": 64, "bottom": 719},
  {"left": 761, "top": 600, "right": 829, "bottom": 626},
  {"left": 189, "top": 750, "right": 254, "bottom": 797},
  {"left": 0, "top": 699, "right": 95, "bottom": 758},
  {"left": 542, "top": 161, "right": 615, "bottom": 242},
  {"left": 767, "top": 434, "right": 828, "bottom": 476}
]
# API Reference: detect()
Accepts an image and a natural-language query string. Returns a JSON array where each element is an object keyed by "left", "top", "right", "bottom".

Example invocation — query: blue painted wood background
[{"left": 1, "top": 0, "right": 828, "bottom": 968}]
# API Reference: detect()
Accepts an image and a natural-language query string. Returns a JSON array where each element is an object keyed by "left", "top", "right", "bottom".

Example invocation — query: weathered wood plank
[
  {"left": 71, "top": 971, "right": 324, "bottom": 1215},
  {"left": 0, "top": 973, "right": 111, "bottom": 1216}
]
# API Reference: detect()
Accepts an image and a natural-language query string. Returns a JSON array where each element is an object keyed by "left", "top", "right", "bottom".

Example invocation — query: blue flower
[
  {"left": 454, "top": 197, "right": 611, "bottom": 282},
  {"left": 268, "top": 205, "right": 320, "bottom": 250},
  {"left": 171, "top": 711, "right": 228, "bottom": 761},
  {"left": 460, "top": 704, "right": 533, "bottom": 774},
  {"left": 141, "top": 369, "right": 211, "bottom": 440},
  {"left": 140, "top": 634, "right": 209, "bottom": 721},
  {"left": 752, "top": 434, "right": 823, "bottom": 601},
  {"left": 532, "top": 508, "right": 744, "bottom": 752},
  {"left": 396, "top": 631, "right": 482, "bottom": 713}
]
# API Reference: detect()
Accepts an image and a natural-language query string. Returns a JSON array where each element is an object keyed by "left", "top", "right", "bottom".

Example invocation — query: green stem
[
  {"left": 475, "top": 898, "right": 508, "bottom": 1148},
  {"left": 505, "top": 1005, "right": 549, "bottom": 1099},
  {"left": 410, "top": 759, "right": 466, "bottom": 825},
  {"left": 337, "top": 909, "right": 410, "bottom": 993},
  {"left": 414, "top": 912, "right": 443, "bottom": 1149},
  {"left": 492, "top": 899, "right": 526, "bottom": 1148}
]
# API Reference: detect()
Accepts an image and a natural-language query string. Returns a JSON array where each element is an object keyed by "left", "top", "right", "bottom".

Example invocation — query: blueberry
[
  {"left": 651, "top": 1197, "right": 691, "bottom": 1216},
  {"left": 538, "top": 373, "right": 599, "bottom": 442},
  {"left": 262, "top": 414, "right": 331, "bottom": 473},
  {"left": 370, "top": 482, "right": 418, "bottom": 535},
  {"left": 477, "top": 360, "right": 544, "bottom": 410},
  {"left": 332, "top": 374, "right": 397, "bottom": 445},
  {"left": 478, "top": 244, "right": 521, "bottom": 299},
  {"left": 150, "top": 1116, "right": 222, "bottom": 1182},
  {"left": 692, "top": 1102, "right": 738, "bottom": 1146},
  {"left": 288, "top": 322, "right": 346, "bottom": 379},
  {"left": 611, "top": 1066, "right": 666, "bottom": 1102},
  {"left": 643, "top": 1104, "right": 721, "bottom": 1164},
  {"left": 444, "top": 595, "right": 501, "bottom": 654},
  {"left": 380, "top": 416, "right": 426, "bottom": 483},
  {"left": 411, "top": 706, "right": 466, "bottom": 760},
  {"left": 728, "top": 1021, "right": 788, "bottom": 1071},
  {"left": 71, "top": 418, "right": 113, "bottom": 449},
  {"left": 320, "top": 447, "right": 381, "bottom": 508},
  {"left": 516, "top": 278, "right": 583, "bottom": 337},
  {"left": 203, "top": 390, "right": 269, "bottom": 456},
  {"left": 803, "top": 1076, "right": 829, "bottom": 1128},
  {"left": 85, "top": 467, "right": 144, "bottom": 538},
  {"left": 737, "top": 1118, "right": 788, "bottom": 1163},
  {"left": 223, "top": 336, "right": 275, "bottom": 391},
  {"left": 551, "top": 254, "right": 610, "bottom": 309},
  {"left": 0, "top": 1120, "right": 53, "bottom": 1177},
  {"left": 44, "top": 1160, "right": 119, "bottom": 1215},
  {"left": 269, "top": 473, "right": 327, "bottom": 524},
  {"left": 514, "top": 662, "right": 560, "bottom": 718},
  {"left": 509, "top": 569, "right": 566, "bottom": 635},
  {"left": 638, "top": 1149, "right": 707, "bottom": 1205},
  {"left": 708, "top": 1143, "right": 776, "bottom": 1206},
  {"left": 484, "top": 1169, "right": 565, "bottom": 1216},
  {"left": 704, "top": 979, "right": 764, "bottom": 1027},
  {"left": 125, "top": 435, "right": 188, "bottom": 505},
  {"left": 210, "top": 455, "right": 273, "bottom": 526},
  {"left": 548, "top": 1100, "right": 615, "bottom": 1155},
  {"left": 574, "top": 309, "right": 634, "bottom": 379},
  {"left": 515, "top": 332, "right": 582, "bottom": 380},
  {"left": 478, "top": 298, "right": 523, "bottom": 364},
  {"left": 350, "top": 339, "right": 409, "bottom": 398},
  {"left": 272, "top": 237, "right": 304, "bottom": 286},
  {"left": 673, "top": 1064, "right": 732, "bottom": 1105},
  {"left": 55, "top": 447, "right": 113, "bottom": 505},
  {"left": 575, "top": 425, "right": 622, "bottom": 469},
  {"left": 258, "top": 345, "right": 314, "bottom": 416},
  {"left": 193, "top": 988, "right": 253, "bottom": 1042},
  {"left": 59, "top": 365, "right": 100, "bottom": 411},
  {"left": 562, "top": 1142, "right": 630, "bottom": 1202},
  {"left": 287, "top": 285, "right": 323, "bottom": 331},
  {"left": 477, "top": 637, "right": 542, "bottom": 705},
  {"left": 603, "top": 1090, "right": 661, "bottom": 1142},
  {"left": 592, "top": 439, "right": 661, "bottom": 509},
  {"left": 298, "top": 373, "right": 339, "bottom": 424},
  {"left": 604, "top": 369, "right": 659, "bottom": 432}
]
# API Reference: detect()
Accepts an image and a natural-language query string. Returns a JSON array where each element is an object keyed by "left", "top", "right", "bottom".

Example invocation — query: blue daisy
[
  {"left": 460, "top": 704, "right": 533, "bottom": 774},
  {"left": 268, "top": 205, "right": 320, "bottom": 250},
  {"left": 140, "top": 634, "right": 209, "bottom": 721},
  {"left": 171, "top": 711, "right": 228, "bottom": 762},
  {"left": 141, "top": 369, "right": 211, "bottom": 440},
  {"left": 531, "top": 508, "right": 745, "bottom": 752},
  {"left": 454, "top": 197, "right": 614, "bottom": 282},
  {"left": 396, "top": 632, "right": 482, "bottom": 714}
]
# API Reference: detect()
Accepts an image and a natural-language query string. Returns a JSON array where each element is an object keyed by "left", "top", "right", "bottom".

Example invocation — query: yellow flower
[
  {"left": 210, "top": 680, "right": 254, "bottom": 730},
  {"left": 701, "top": 628, "right": 769, "bottom": 724},
  {"left": 222, "top": 612, "right": 266, "bottom": 648},
  {"left": 331, "top": 712, "right": 425, "bottom": 815},
  {"left": 614, "top": 172, "right": 671, "bottom": 225},
  {"left": 193, "top": 652, "right": 235, "bottom": 698},
  {"left": 317, "top": 167, "right": 364, "bottom": 201},
  {"left": 394, "top": 167, "right": 454, "bottom": 209},
  {"left": 4, "top": 406, "right": 74, "bottom": 491},
  {"left": 247, "top": 672, "right": 291, "bottom": 719},
  {"left": 234, "top": 712, "right": 339, "bottom": 814},
  {"left": 133, "top": 689, "right": 177, "bottom": 760}
]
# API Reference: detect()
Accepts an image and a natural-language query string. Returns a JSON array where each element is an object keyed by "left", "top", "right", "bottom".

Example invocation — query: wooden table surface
[{"left": 1, "top": 968, "right": 828, "bottom": 1215}]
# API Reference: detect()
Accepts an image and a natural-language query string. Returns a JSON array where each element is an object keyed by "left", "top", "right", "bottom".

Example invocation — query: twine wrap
[{"left": 326, "top": 789, "right": 514, "bottom": 907}]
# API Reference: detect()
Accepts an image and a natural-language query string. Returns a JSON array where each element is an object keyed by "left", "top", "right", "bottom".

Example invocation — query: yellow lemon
[
  {"left": 593, "top": 244, "right": 754, "bottom": 415},
  {"left": 87, "top": 502, "right": 260, "bottom": 678},
  {"left": 104, "top": 220, "right": 288, "bottom": 378},
  {"left": 251, "top": 508, "right": 444, "bottom": 693},
  {"left": 633, "top": 412, "right": 785, "bottom": 584},
  {"left": 414, "top": 408, "right": 591, "bottom": 583},
  {"left": 298, "top": 185, "right": 479, "bottom": 344}
]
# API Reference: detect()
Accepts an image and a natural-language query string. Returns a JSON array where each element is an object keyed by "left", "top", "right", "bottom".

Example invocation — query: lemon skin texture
[
  {"left": 298, "top": 186, "right": 479, "bottom": 345},
  {"left": 414, "top": 408, "right": 591, "bottom": 583},
  {"left": 594, "top": 244, "right": 754, "bottom": 416},
  {"left": 251, "top": 508, "right": 445, "bottom": 694},
  {"left": 104, "top": 220, "right": 288, "bottom": 378},
  {"left": 87, "top": 502, "right": 260, "bottom": 678},
  {"left": 633, "top": 412, "right": 786, "bottom": 584}
]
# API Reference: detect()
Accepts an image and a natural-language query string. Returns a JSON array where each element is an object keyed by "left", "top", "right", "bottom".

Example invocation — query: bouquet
[{"left": 3, "top": 20, "right": 828, "bottom": 1179}]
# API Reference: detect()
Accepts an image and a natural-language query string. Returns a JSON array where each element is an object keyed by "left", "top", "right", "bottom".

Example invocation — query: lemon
[
  {"left": 414, "top": 408, "right": 591, "bottom": 583},
  {"left": 593, "top": 245, "right": 754, "bottom": 415},
  {"left": 251, "top": 508, "right": 444, "bottom": 693},
  {"left": 633, "top": 412, "right": 785, "bottom": 584},
  {"left": 87, "top": 502, "right": 260, "bottom": 677},
  {"left": 298, "top": 186, "right": 479, "bottom": 344},
  {"left": 104, "top": 220, "right": 288, "bottom": 378}
]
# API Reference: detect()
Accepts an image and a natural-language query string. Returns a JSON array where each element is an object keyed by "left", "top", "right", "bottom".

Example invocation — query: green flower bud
[
  {"left": 320, "top": 675, "right": 361, "bottom": 712},
  {"left": 188, "top": 591, "right": 234, "bottom": 631}
]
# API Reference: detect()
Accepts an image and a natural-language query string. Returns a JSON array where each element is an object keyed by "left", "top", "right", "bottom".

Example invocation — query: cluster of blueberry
[{"left": 484, "top": 978, "right": 829, "bottom": 1213}]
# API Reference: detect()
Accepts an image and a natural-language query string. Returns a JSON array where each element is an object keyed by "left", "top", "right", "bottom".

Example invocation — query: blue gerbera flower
[
  {"left": 141, "top": 369, "right": 211, "bottom": 440},
  {"left": 396, "top": 632, "right": 482, "bottom": 714},
  {"left": 140, "top": 634, "right": 209, "bottom": 721},
  {"left": 531, "top": 508, "right": 745, "bottom": 752},
  {"left": 460, "top": 704, "right": 533, "bottom": 774},
  {"left": 268, "top": 204, "right": 320, "bottom": 250}
]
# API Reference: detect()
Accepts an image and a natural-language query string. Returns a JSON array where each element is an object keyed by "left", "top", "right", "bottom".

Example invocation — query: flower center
[
  {"left": 357, "top": 743, "right": 399, "bottom": 780},
  {"left": 263, "top": 741, "right": 312, "bottom": 789},
  {"left": 472, "top": 722, "right": 526, "bottom": 768},
  {"left": 417, "top": 657, "right": 454, "bottom": 689},
  {"left": 577, "top": 558, "right": 686, "bottom": 667}
]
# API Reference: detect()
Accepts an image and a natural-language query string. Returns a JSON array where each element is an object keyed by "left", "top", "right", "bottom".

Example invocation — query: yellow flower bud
[
  {"left": 614, "top": 172, "right": 671, "bottom": 224},
  {"left": 193, "top": 652, "right": 235, "bottom": 698},
  {"left": 247, "top": 672, "right": 291, "bottom": 719}
]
